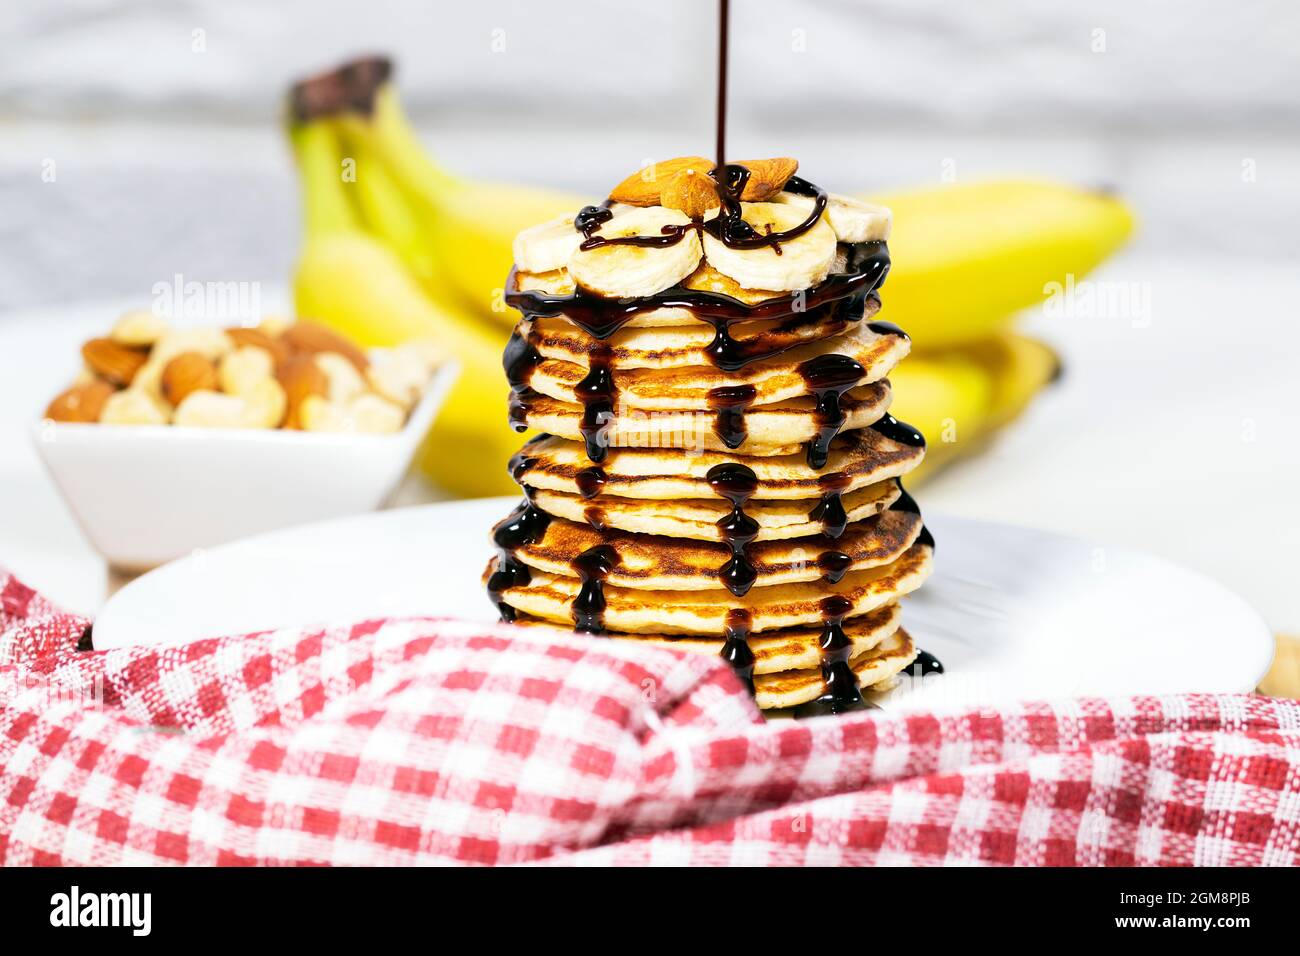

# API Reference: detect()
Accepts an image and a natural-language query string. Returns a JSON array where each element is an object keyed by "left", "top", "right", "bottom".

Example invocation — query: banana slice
[
  {"left": 516, "top": 268, "right": 577, "bottom": 296},
  {"left": 775, "top": 191, "right": 892, "bottom": 243},
  {"left": 512, "top": 213, "right": 583, "bottom": 273},
  {"left": 702, "top": 202, "right": 837, "bottom": 292},
  {"left": 567, "top": 206, "right": 702, "bottom": 298}
]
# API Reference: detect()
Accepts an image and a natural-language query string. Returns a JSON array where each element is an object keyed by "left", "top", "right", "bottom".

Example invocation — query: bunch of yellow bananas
[{"left": 287, "top": 60, "right": 1133, "bottom": 496}]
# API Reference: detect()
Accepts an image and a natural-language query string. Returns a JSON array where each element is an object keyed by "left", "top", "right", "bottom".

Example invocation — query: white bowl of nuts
[{"left": 32, "top": 311, "right": 455, "bottom": 572}]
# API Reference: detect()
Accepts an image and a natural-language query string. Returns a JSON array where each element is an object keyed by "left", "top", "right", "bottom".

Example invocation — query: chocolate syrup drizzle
[
  {"left": 486, "top": 499, "right": 552, "bottom": 622},
  {"left": 505, "top": 432, "right": 549, "bottom": 484},
  {"left": 721, "top": 608, "right": 755, "bottom": 695},
  {"left": 791, "top": 595, "right": 876, "bottom": 718},
  {"left": 576, "top": 171, "right": 828, "bottom": 257},
  {"left": 574, "top": 344, "right": 616, "bottom": 461},
  {"left": 574, "top": 465, "right": 607, "bottom": 498},
  {"left": 870, "top": 413, "right": 926, "bottom": 449},
  {"left": 816, "top": 548, "right": 853, "bottom": 584},
  {"left": 899, "top": 651, "right": 945, "bottom": 677},
  {"left": 707, "top": 463, "right": 760, "bottom": 597},
  {"left": 888, "top": 480, "right": 942, "bottom": 676},
  {"left": 503, "top": 239, "right": 889, "bottom": 462},
  {"left": 570, "top": 543, "right": 620, "bottom": 633},
  {"left": 708, "top": 384, "right": 756, "bottom": 449},
  {"left": 786, "top": 480, "right": 943, "bottom": 714},
  {"left": 808, "top": 470, "right": 851, "bottom": 538},
  {"left": 706, "top": 294, "right": 875, "bottom": 373},
  {"left": 507, "top": 239, "right": 887, "bottom": 340},
  {"left": 889, "top": 480, "right": 937, "bottom": 551}
]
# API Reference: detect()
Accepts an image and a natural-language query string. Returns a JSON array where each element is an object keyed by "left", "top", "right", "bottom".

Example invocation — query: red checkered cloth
[{"left": 1, "top": 568, "right": 1298, "bottom": 866}]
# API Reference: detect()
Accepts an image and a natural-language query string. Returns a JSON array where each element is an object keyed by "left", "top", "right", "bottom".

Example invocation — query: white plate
[
  {"left": 96, "top": 502, "right": 1274, "bottom": 712},
  {"left": 93, "top": 498, "right": 1274, "bottom": 711}
]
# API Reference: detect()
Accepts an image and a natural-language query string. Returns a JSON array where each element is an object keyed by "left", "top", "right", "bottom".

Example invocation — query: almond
[
  {"left": 276, "top": 353, "right": 329, "bottom": 429},
  {"left": 44, "top": 380, "right": 116, "bottom": 423},
  {"left": 660, "top": 167, "right": 720, "bottom": 219},
  {"left": 227, "top": 326, "right": 290, "bottom": 364},
  {"left": 81, "top": 338, "right": 148, "bottom": 387},
  {"left": 735, "top": 157, "right": 799, "bottom": 201},
  {"left": 281, "top": 321, "right": 368, "bottom": 371},
  {"left": 161, "top": 352, "right": 219, "bottom": 406},
  {"left": 609, "top": 156, "right": 713, "bottom": 206}
]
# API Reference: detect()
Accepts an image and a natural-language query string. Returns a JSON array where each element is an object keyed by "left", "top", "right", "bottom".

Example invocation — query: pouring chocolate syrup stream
[{"left": 716, "top": 0, "right": 729, "bottom": 172}]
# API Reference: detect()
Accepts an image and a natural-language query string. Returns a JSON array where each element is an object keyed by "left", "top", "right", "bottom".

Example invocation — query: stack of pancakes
[{"left": 484, "top": 157, "right": 935, "bottom": 714}]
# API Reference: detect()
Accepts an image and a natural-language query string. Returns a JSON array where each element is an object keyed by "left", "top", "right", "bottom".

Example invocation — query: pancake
[
  {"left": 755, "top": 629, "right": 917, "bottom": 711},
  {"left": 486, "top": 540, "right": 933, "bottom": 636},
  {"left": 496, "top": 167, "right": 938, "bottom": 715},
  {"left": 525, "top": 295, "right": 885, "bottom": 373},
  {"left": 512, "top": 428, "right": 925, "bottom": 501},
  {"left": 513, "top": 382, "right": 891, "bottom": 456},
  {"left": 511, "top": 602, "right": 902, "bottom": 674},
  {"left": 524, "top": 320, "right": 908, "bottom": 409},
  {"left": 506, "top": 510, "right": 923, "bottom": 590},
  {"left": 512, "top": 611, "right": 918, "bottom": 709},
  {"left": 529, "top": 480, "right": 902, "bottom": 542},
  {"left": 525, "top": 301, "right": 872, "bottom": 370}
]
